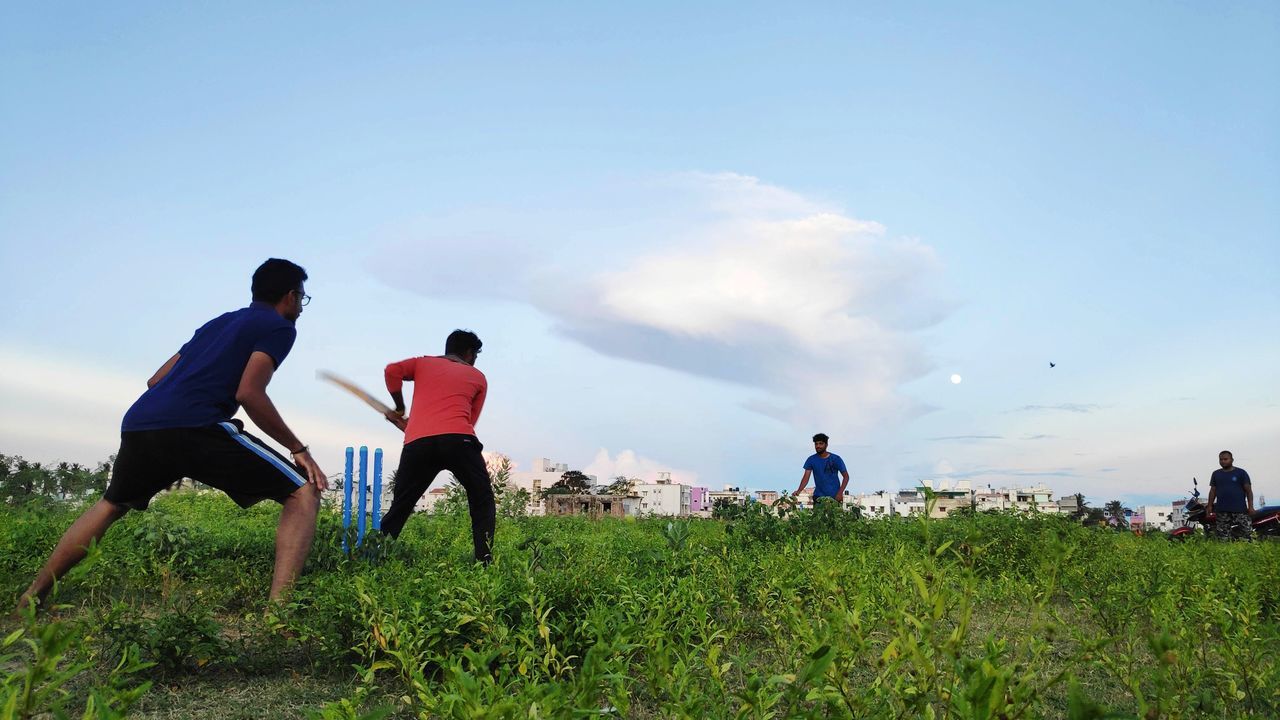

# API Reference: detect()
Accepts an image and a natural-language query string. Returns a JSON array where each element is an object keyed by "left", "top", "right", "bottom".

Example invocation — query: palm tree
[{"left": 1104, "top": 500, "right": 1129, "bottom": 527}]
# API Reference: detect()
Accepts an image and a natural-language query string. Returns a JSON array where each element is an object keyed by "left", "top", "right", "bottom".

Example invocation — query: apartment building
[
  {"left": 690, "top": 487, "right": 709, "bottom": 516},
  {"left": 508, "top": 457, "right": 583, "bottom": 516},
  {"left": 633, "top": 472, "right": 692, "bottom": 516},
  {"left": 755, "top": 490, "right": 784, "bottom": 507},
  {"left": 1137, "top": 503, "right": 1176, "bottom": 531},
  {"left": 851, "top": 491, "right": 893, "bottom": 517},
  {"left": 708, "top": 485, "right": 750, "bottom": 509},
  {"left": 973, "top": 485, "right": 1058, "bottom": 513}
]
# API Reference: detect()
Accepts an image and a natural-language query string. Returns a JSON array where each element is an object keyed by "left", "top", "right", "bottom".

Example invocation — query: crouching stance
[
  {"left": 18, "top": 259, "right": 327, "bottom": 612},
  {"left": 381, "top": 330, "right": 494, "bottom": 563}
]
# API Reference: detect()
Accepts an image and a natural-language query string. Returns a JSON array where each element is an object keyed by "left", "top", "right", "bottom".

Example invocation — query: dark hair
[
  {"left": 251, "top": 259, "right": 308, "bottom": 303},
  {"left": 812, "top": 433, "right": 829, "bottom": 443},
  {"left": 1220, "top": 450, "right": 1233, "bottom": 457},
  {"left": 445, "top": 329, "right": 483, "bottom": 357}
]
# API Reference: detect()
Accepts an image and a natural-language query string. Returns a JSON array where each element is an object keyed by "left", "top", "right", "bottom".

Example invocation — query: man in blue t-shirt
[
  {"left": 19, "top": 259, "right": 328, "bottom": 613},
  {"left": 1206, "top": 450, "right": 1254, "bottom": 540},
  {"left": 793, "top": 433, "right": 850, "bottom": 505}
]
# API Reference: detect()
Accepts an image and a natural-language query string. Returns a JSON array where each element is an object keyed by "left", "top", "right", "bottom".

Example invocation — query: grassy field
[{"left": 1, "top": 492, "right": 1277, "bottom": 719}]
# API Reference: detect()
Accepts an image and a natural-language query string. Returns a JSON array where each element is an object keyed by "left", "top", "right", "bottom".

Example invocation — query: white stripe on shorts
[{"left": 217, "top": 422, "right": 306, "bottom": 487}]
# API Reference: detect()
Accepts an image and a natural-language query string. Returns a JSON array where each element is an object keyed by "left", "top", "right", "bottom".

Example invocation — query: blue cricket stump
[
  {"left": 342, "top": 447, "right": 354, "bottom": 553},
  {"left": 373, "top": 448, "right": 383, "bottom": 532},
  {"left": 343, "top": 445, "right": 384, "bottom": 554},
  {"left": 358, "top": 446, "right": 368, "bottom": 546}
]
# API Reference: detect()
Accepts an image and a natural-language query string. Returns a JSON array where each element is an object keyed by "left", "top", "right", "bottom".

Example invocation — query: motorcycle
[{"left": 1170, "top": 477, "right": 1280, "bottom": 540}]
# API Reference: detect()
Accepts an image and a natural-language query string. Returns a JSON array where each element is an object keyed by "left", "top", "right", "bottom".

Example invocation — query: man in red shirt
[{"left": 380, "top": 330, "right": 494, "bottom": 562}]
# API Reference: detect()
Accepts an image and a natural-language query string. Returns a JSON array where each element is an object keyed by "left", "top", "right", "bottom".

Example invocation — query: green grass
[{"left": 2, "top": 492, "right": 1278, "bottom": 719}]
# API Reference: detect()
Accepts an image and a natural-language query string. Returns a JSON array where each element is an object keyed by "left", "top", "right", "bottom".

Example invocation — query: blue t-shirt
[
  {"left": 803, "top": 453, "right": 847, "bottom": 498},
  {"left": 121, "top": 303, "right": 297, "bottom": 431},
  {"left": 1210, "top": 467, "right": 1251, "bottom": 513}
]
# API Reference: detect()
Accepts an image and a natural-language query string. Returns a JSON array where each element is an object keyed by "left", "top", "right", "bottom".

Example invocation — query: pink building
[{"left": 690, "top": 487, "right": 708, "bottom": 513}]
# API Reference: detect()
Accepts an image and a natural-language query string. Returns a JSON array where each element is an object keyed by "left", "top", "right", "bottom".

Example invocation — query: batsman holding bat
[
  {"left": 18, "top": 259, "right": 326, "bottom": 613},
  {"left": 379, "top": 330, "right": 495, "bottom": 564}
]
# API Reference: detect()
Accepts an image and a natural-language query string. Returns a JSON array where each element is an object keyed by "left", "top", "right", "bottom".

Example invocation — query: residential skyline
[{"left": 2, "top": 3, "right": 1277, "bottom": 509}]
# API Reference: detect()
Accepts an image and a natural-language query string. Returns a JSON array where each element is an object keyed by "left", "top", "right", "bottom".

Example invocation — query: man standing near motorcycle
[{"left": 1206, "top": 450, "right": 1254, "bottom": 540}]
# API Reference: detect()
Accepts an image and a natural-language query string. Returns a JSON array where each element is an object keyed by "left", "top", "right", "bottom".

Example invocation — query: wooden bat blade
[{"left": 316, "top": 370, "right": 395, "bottom": 416}]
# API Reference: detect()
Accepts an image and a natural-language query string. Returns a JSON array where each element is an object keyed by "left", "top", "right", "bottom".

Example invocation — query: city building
[
  {"left": 707, "top": 485, "right": 749, "bottom": 510},
  {"left": 892, "top": 480, "right": 974, "bottom": 518},
  {"left": 755, "top": 490, "right": 783, "bottom": 507},
  {"left": 1055, "top": 495, "right": 1083, "bottom": 517},
  {"left": 972, "top": 484, "right": 1058, "bottom": 514},
  {"left": 1137, "top": 503, "right": 1175, "bottom": 532},
  {"left": 689, "top": 487, "right": 709, "bottom": 516},
  {"left": 545, "top": 493, "right": 640, "bottom": 519},
  {"left": 851, "top": 491, "right": 894, "bottom": 517},
  {"left": 633, "top": 472, "right": 692, "bottom": 516},
  {"left": 508, "top": 457, "right": 596, "bottom": 516},
  {"left": 416, "top": 485, "right": 452, "bottom": 513}
]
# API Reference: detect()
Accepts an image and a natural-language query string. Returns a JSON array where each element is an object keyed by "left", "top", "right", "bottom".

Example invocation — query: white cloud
[
  {"left": 671, "top": 171, "right": 834, "bottom": 218},
  {"left": 584, "top": 448, "right": 700, "bottom": 486},
  {"left": 538, "top": 172, "right": 949, "bottom": 437},
  {"left": 363, "top": 171, "right": 951, "bottom": 442}
]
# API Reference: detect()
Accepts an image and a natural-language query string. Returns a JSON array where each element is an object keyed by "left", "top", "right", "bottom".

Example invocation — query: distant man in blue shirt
[
  {"left": 18, "top": 259, "right": 328, "bottom": 613},
  {"left": 1206, "top": 450, "right": 1254, "bottom": 540},
  {"left": 793, "top": 433, "right": 850, "bottom": 505}
]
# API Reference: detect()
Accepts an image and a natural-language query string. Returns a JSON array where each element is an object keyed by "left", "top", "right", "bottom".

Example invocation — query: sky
[{"left": 2, "top": 2, "right": 1277, "bottom": 509}]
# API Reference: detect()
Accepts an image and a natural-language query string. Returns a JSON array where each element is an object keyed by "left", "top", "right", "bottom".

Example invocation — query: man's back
[
  {"left": 386, "top": 355, "right": 487, "bottom": 443},
  {"left": 122, "top": 303, "right": 297, "bottom": 431}
]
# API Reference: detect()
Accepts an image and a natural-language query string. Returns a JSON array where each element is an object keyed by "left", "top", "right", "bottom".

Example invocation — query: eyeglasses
[{"left": 293, "top": 290, "right": 311, "bottom": 306}]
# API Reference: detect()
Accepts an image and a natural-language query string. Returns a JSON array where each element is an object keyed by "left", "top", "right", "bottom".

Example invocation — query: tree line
[
  {"left": 0, "top": 453, "right": 113, "bottom": 506},
  {"left": 0, "top": 451, "right": 1145, "bottom": 529}
]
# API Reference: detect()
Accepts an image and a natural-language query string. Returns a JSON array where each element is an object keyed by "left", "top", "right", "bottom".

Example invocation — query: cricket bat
[{"left": 316, "top": 370, "right": 398, "bottom": 416}]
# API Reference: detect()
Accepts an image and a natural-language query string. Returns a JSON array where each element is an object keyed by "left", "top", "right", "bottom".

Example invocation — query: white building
[
  {"left": 972, "top": 485, "right": 1058, "bottom": 514},
  {"left": 852, "top": 491, "right": 894, "bottom": 517},
  {"left": 508, "top": 457, "right": 578, "bottom": 516},
  {"left": 1138, "top": 503, "right": 1176, "bottom": 532},
  {"left": 707, "top": 485, "right": 749, "bottom": 509},
  {"left": 756, "top": 490, "right": 784, "bottom": 508},
  {"left": 1170, "top": 499, "right": 1191, "bottom": 529},
  {"left": 633, "top": 472, "right": 692, "bottom": 516},
  {"left": 417, "top": 485, "right": 452, "bottom": 513},
  {"left": 894, "top": 490, "right": 928, "bottom": 517}
]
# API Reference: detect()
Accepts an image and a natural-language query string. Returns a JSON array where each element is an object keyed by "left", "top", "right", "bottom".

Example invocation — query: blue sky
[{"left": 2, "top": 2, "right": 1277, "bottom": 508}]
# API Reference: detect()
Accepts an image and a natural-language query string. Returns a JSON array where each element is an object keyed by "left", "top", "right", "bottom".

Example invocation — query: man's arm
[
  {"left": 837, "top": 471, "right": 851, "bottom": 501},
  {"left": 384, "top": 359, "right": 416, "bottom": 407},
  {"left": 235, "top": 352, "right": 327, "bottom": 489},
  {"left": 1245, "top": 483, "right": 1254, "bottom": 515},
  {"left": 383, "top": 359, "right": 415, "bottom": 430},
  {"left": 471, "top": 381, "right": 487, "bottom": 427},
  {"left": 146, "top": 353, "right": 181, "bottom": 388},
  {"left": 1205, "top": 486, "right": 1217, "bottom": 515},
  {"left": 794, "top": 469, "right": 812, "bottom": 496}
]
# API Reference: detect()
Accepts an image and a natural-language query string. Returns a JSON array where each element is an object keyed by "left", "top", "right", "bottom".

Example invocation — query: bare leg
[
  {"left": 18, "top": 498, "right": 129, "bottom": 612},
  {"left": 269, "top": 484, "right": 320, "bottom": 601}
]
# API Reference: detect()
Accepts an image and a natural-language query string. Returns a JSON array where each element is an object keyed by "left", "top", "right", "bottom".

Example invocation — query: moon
[{"left": 950, "top": 374, "right": 962, "bottom": 384}]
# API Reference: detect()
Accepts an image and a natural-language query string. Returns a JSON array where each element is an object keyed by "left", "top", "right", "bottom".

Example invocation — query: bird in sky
[{"left": 1049, "top": 362, "right": 1056, "bottom": 368}]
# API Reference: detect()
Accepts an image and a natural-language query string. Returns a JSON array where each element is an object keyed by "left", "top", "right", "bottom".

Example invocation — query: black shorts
[{"left": 104, "top": 420, "right": 307, "bottom": 510}]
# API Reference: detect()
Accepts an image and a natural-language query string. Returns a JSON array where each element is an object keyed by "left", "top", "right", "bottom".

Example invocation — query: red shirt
[{"left": 384, "top": 356, "right": 487, "bottom": 444}]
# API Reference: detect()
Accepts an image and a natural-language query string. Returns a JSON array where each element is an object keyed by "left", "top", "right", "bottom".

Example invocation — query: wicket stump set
[{"left": 343, "top": 446, "right": 383, "bottom": 552}]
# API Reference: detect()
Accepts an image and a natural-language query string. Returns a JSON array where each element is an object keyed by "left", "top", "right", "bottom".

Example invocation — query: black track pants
[{"left": 381, "top": 434, "right": 495, "bottom": 563}]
